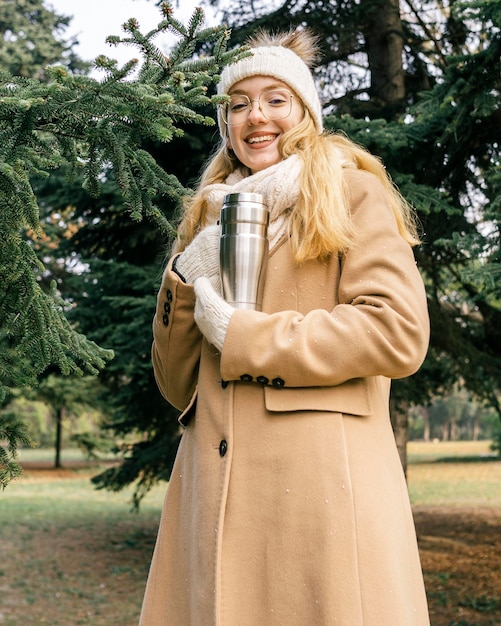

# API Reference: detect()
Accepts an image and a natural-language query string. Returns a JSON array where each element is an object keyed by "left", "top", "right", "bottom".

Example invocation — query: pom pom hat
[{"left": 217, "top": 44, "right": 324, "bottom": 135}]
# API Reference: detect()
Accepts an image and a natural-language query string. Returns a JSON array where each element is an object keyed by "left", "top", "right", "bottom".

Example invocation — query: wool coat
[{"left": 140, "top": 168, "right": 431, "bottom": 626}]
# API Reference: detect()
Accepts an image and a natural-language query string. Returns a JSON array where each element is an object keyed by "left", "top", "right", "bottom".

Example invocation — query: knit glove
[
  {"left": 194, "top": 276, "right": 235, "bottom": 352},
  {"left": 174, "top": 224, "right": 221, "bottom": 292}
]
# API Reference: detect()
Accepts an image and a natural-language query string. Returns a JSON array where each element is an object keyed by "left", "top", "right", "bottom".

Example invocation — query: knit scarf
[{"left": 201, "top": 155, "right": 302, "bottom": 249}]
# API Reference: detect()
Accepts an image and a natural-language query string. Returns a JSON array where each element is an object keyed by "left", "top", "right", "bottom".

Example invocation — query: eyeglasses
[{"left": 221, "top": 89, "right": 295, "bottom": 125}]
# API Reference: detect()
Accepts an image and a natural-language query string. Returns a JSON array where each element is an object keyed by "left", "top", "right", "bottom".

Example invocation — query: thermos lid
[{"left": 223, "top": 192, "right": 267, "bottom": 207}]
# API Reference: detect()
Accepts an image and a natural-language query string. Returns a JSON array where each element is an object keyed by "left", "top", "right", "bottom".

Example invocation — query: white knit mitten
[
  {"left": 194, "top": 277, "right": 235, "bottom": 351},
  {"left": 175, "top": 224, "right": 221, "bottom": 292}
]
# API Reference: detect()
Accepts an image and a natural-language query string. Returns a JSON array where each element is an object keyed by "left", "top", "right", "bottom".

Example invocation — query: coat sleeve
[
  {"left": 220, "top": 169, "right": 430, "bottom": 388},
  {"left": 151, "top": 256, "right": 202, "bottom": 411}
]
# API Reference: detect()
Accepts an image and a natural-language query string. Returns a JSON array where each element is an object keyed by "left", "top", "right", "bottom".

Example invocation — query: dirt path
[{"left": 414, "top": 506, "right": 501, "bottom": 625}]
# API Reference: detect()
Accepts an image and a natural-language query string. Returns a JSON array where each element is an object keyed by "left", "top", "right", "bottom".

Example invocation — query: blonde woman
[{"left": 140, "top": 29, "right": 430, "bottom": 626}]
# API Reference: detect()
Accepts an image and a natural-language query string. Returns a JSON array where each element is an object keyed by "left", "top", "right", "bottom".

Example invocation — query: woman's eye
[
  {"left": 229, "top": 100, "right": 248, "bottom": 112},
  {"left": 266, "top": 93, "right": 288, "bottom": 106}
]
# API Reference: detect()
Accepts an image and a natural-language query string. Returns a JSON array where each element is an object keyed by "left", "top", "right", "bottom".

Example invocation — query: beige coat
[{"left": 140, "top": 168, "right": 430, "bottom": 625}]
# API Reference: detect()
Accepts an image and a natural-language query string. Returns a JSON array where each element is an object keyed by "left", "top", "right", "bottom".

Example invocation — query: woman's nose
[{"left": 247, "top": 100, "right": 267, "bottom": 124}]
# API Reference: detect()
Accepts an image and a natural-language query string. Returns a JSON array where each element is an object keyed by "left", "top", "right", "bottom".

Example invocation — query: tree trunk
[
  {"left": 472, "top": 410, "right": 480, "bottom": 441},
  {"left": 423, "top": 406, "right": 430, "bottom": 442},
  {"left": 450, "top": 416, "right": 458, "bottom": 441},
  {"left": 54, "top": 407, "right": 63, "bottom": 468},
  {"left": 472, "top": 418, "right": 479, "bottom": 441},
  {"left": 361, "top": 0, "right": 405, "bottom": 110},
  {"left": 442, "top": 423, "right": 449, "bottom": 441},
  {"left": 390, "top": 400, "right": 408, "bottom": 476}
]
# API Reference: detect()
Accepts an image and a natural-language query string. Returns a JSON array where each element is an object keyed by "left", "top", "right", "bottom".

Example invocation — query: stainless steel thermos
[{"left": 219, "top": 192, "right": 269, "bottom": 310}]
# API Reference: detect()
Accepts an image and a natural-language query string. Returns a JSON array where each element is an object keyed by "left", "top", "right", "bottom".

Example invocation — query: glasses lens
[
  {"left": 222, "top": 95, "right": 250, "bottom": 124},
  {"left": 222, "top": 90, "right": 293, "bottom": 125},
  {"left": 260, "top": 90, "right": 292, "bottom": 120}
]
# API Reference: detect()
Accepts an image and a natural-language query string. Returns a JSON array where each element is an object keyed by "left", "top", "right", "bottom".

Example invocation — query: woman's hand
[
  {"left": 194, "top": 277, "right": 235, "bottom": 351},
  {"left": 174, "top": 224, "right": 221, "bottom": 292}
]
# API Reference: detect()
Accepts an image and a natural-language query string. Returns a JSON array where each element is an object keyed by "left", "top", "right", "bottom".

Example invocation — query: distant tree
[
  {"left": 0, "top": 0, "right": 86, "bottom": 76},
  {"left": 26, "top": 374, "right": 102, "bottom": 468}
]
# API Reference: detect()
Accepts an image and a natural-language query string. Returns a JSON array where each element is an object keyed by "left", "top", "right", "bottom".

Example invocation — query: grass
[
  {"left": 1, "top": 451, "right": 166, "bottom": 626},
  {"left": 408, "top": 461, "right": 501, "bottom": 508},
  {"left": 1, "top": 474, "right": 165, "bottom": 522},
  {"left": 1, "top": 442, "right": 500, "bottom": 625},
  {"left": 407, "top": 439, "right": 497, "bottom": 464},
  {"left": 407, "top": 440, "right": 501, "bottom": 509},
  {"left": 16, "top": 446, "right": 122, "bottom": 465},
  {"left": 7, "top": 449, "right": 166, "bottom": 529}
]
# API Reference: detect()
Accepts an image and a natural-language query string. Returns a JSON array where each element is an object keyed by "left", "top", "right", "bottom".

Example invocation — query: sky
[{"left": 47, "top": 0, "right": 218, "bottom": 72}]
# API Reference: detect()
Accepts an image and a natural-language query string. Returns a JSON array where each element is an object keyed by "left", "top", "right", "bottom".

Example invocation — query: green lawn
[
  {"left": 0, "top": 459, "right": 165, "bottom": 626},
  {"left": 407, "top": 440, "right": 501, "bottom": 509},
  {"left": 407, "top": 439, "right": 496, "bottom": 463},
  {"left": 1, "top": 442, "right": 499, "bottom": 625}
]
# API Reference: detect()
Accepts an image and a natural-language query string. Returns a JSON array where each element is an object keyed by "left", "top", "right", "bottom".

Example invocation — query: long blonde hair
[{"left": 173, "top": 32, "right": 420, "bottom": 262}]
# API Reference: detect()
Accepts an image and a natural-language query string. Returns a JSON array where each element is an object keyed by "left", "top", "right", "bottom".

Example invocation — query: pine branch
[
  {"left": 0, "top": 414, "right": 34, "bottom": 488},
  {"left": 0, "top": 4, "right": 248, "bottom": 455}
]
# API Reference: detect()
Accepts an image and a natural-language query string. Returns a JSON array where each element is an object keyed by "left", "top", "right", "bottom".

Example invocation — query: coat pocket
[
  {"left": 264, "top": 377, "right": 372, "bottom": 416},
  {"left": 178, "top": 388, "right": 198, "bottom": 426}
]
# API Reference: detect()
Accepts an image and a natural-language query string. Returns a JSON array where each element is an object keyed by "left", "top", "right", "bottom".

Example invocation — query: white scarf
[{"left": 201, "top": 155, "right": 302, "bottom": 249}]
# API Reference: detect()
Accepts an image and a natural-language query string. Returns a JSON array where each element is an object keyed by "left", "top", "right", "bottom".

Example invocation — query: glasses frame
[{"left": 221, "top": 89, "right": 295, "bottom": 126}]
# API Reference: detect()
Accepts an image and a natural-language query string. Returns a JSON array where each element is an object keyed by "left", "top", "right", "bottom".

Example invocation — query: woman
[{"left": 140, "top": 29, "right": 430, "bottom": 626}]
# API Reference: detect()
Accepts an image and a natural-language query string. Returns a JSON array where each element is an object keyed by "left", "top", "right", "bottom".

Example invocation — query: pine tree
[
  {"left": 33, "top": 120, "right": 219, "bottom": 504},
  {"left": 207, "top": 0, "right": 501, "bottom": 469},
  {"left": 0, "top": 2, "right": 248, "bottom": 485}
]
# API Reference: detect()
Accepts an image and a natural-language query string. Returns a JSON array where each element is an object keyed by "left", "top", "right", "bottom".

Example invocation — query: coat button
[
  {"left": 272, "top": 377, "right": 285, "bottom": 388},
  {"left": 257, "top": 375, "right": 269, "bottom": 385},
  {"left": 240, "top": 374, "right": 253, "bottom": 382},
  {"left": 164, "top": 301, "right": 171, "bottom": 314},
  {"left": 166, "top": 288, "right": 173, "bottom": 302},
  {"left": 219, "top": 440, "right": 228, "bottom": 457},
  {"left": 221, "top": 379, "right": 228, "bottom": 389},
  {"left": 162, "top": 314, "right": 169, "bottom": 326}
]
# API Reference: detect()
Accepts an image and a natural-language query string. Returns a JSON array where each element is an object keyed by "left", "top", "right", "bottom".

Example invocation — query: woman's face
[{"left": 225, "top": 76, "right": 304, "bottom": 173}]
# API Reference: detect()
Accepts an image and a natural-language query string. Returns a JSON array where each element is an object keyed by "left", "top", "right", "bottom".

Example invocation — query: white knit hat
[{"left": 217, "top": 45, "right": 323, "bottom": 135}]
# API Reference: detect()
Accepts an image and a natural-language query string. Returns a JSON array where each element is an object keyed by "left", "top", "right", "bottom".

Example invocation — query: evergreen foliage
[
  {"left": 2, "top": 0, "right": 499, "bottom": 495},
  {"left": 29, "top": 162, "right": 186, "bottom": 503},
  {"left": 0, "top": 2, "right": 248, "bottom": 484},
  {"left": 209, "top": 0, "right": 501, "bottom": 471},
  {"left": 217, "top": 0, "right": 500, "bottom": 388},
  {"left": 0, "top": 410, "right": 33, "bottom": 488},
  {"left": 66, "top": 256, "right": 182, "bottom": 505}
]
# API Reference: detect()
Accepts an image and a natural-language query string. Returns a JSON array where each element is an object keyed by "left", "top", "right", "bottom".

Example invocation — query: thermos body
[{"left": 219, "top": 192, "right": 269, "bottom": 311}]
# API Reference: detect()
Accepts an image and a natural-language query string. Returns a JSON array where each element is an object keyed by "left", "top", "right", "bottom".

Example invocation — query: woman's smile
[{"left": 245, "top": 132, "right": 278, "bottom": 146}]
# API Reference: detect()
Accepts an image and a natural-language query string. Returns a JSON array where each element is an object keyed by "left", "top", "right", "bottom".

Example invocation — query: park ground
[{"left": 0, "top": 440, "right": 500, "bottom": 626}]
